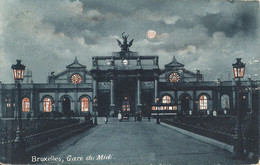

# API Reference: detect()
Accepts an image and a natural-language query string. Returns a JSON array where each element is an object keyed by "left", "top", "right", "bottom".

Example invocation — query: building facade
[{"left": 0, "top": 34, "right": 259, "bottom": 118}]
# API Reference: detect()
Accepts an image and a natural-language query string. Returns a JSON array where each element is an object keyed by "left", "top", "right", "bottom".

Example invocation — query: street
[{"left": 40, "top": 117, "right": 246, "bottom": 164}]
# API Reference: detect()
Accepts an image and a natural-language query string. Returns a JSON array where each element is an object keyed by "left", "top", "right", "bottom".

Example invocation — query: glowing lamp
[
  {"left": 11, "top": 60, "right": 26, "bottom": 81},
  {"left": 232, "top": 58, "right": 245, "bottom": 79}
]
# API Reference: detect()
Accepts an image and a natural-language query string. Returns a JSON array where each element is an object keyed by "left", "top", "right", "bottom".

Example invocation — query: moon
[{"left": 147, "top": 30, "right": 157, "bottom": 39}]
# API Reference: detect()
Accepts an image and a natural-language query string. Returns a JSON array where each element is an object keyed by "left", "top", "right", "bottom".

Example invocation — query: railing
[
  {"left": 0, "top": 119, "right": 93, "bottom": 163},
  {"left": 161, "top": 118, "right": 234, "bottom": 145}
]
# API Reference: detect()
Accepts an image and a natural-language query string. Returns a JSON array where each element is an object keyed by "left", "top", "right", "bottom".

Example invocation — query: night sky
[{"left": 0, "top": 0, "right": 259, "bottom": 83}]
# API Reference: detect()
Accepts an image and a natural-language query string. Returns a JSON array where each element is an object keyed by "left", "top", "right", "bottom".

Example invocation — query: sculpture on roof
[{"left": 116, "top": 32, "right": 134, "bottom": 51}]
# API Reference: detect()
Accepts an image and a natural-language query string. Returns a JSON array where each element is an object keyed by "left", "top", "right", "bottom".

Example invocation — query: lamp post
[
  {"left": 93, "top": 96, "right": 97, "bottom": 125},
  {"left": 232, "top": 58, "right": 245, "bottom": 158},
  {"left": 156, "top": 97, "right": 160, "bottom": 124},
  {"left": 11, "top": 60, "right": 26, "bottom": 163}
]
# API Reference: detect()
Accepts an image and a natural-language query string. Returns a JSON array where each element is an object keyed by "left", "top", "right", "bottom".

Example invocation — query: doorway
[
  {"left": 62, "top": 96, "right": 71, "bottom": 114},
  {"left": 181, "top": 94, "right": 190, "bottom": 112},
  {"left": 115, "top": 78, "right": 136, "bottom": 115}
]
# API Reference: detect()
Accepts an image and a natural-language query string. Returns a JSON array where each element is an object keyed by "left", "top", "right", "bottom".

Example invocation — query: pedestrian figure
[
  {"left": 118, "top": 111, "right": 122, "bottom": 122},
  {"left": 104, "top": 113, "right": 108, "bottom": 124},
  {"left": 148, "top": 112, "right": 151, "bottom": 122}
]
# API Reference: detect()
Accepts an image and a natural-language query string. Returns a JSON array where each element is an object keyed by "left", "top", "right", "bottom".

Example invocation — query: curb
[{"left": 161, "top": 122, "right": 234, "bottom": 153}]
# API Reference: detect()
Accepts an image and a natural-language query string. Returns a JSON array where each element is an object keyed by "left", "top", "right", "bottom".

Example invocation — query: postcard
[{"left": 0, "top": 0, "right": 259, "bottom": 164}]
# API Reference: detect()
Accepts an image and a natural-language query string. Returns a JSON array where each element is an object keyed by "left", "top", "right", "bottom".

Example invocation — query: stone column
[
  {"left": 93, "top": 79, "right": 97, "bottom": 115},
  {"left": 74, "top": 88, "right": 78, "bottom": 113},
  {"left": 154, "top": 79, "right": 158, "bottom": 102},
  {"left": 110, "top": 79, "right": 115, "bottom": 115},
  {"left": 193, "top": 90, "right": 197, "bottom": 113},
  {"left": 217, "top": 88, "right": 221, "bottom": 111},
  {"left": 55, "top": 89, "right": 59, "bottom": 112},
  {"left": 247, "top": 80, "right": 252, "bottom": 112}
]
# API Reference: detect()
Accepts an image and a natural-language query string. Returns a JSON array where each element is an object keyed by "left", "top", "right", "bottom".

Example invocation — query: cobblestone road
[{"left": 40, "top": 117, "right": 247, "bottom": 165}]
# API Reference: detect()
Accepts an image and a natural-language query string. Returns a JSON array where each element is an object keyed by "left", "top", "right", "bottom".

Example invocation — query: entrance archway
[
  {"left": 115, "top": 78, "right": 136, "bottom": 115},
  {"left": 98, "top": 93, "right": 110, "bottom": 117},
  {"left": 181, "top": 94, "right": 190, "bottom": 112},
  {"left": 62, "top": 96, "right": 71, "bottom": 114}
]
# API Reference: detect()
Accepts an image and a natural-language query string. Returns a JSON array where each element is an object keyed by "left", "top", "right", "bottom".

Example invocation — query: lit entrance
[
  {"left": 122, "top": 97, "right": 130, "bottom": 112},
  {"left": 115, "top": 78, "right": 136, "bottom": 115}
]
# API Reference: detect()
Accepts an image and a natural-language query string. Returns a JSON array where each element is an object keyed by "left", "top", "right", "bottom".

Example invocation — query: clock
[
  {"left": 169, "top": 72, "right": 180, "bottom": 83},
  {"left": 71, "top": 74, "right": 82, "bottom": 84},
  {"left": 122, "top": 59, "right": 128, "bottom": 65}
]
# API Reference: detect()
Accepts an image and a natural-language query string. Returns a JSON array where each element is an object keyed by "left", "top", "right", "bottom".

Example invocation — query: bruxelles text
[{"left": 31, "top": 154, "right": 113, "bottom": 162}]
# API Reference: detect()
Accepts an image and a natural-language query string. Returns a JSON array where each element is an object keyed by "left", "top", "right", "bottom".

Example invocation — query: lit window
[
  {"left": 7, "top": 103, "right": 11, "bottom": 108},
  {"left": 43, "top": 97, "right": 52, "bottom": 112},
  {"left": 22, "top": 98, "right": 30, "bottom": 112},
  {"left": 199, "top": 95, "right": 208, "bottom": 110},
  {"left": 81, "top": 97, "right": 89, "bottom": 112},
  {"left": 162, "top": 95, "right": 171, "bottom": 104}
]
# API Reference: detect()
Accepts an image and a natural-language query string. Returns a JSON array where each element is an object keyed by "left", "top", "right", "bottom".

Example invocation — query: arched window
[
  {"left": 162, "top": 95, "right": 171, "bottom": 104},
  {"left": 43, "top": 97, "right": 52, "bottom": 112},
  {"left": 22, "top": 98, "right": 30, "bottom": 112},
  {"left": 199, "top": 95, "right": 208, "bottom": 110},
  {"left": 81, "top": 97, "right": 89, "bottom": 112},
  {"left": 221, "top": 94, "right": 230, "bottom": 109}
]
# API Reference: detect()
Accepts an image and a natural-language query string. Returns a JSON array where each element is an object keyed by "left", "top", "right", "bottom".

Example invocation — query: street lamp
[
  {"left": 93, "top": 96, "right": 97, "bottom": 125},
  {"left": 156, "top": 97, "right": 160, "bottom": 124},
  {"left": 232, "top": 58, "right": 245, "bottom": 158},
  {"left": 11, "top": 59, "right": 25, "bottom": 163}
]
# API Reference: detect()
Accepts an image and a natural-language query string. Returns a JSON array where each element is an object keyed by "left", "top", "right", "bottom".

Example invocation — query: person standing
[
  {"left": 118, "top": 111, "right": 122, "bottom": 122},
  {"left": 104, "top": 113, "right": 108, "bottom": 124}
]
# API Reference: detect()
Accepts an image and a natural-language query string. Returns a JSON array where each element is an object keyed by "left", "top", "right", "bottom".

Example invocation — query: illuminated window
[
  {"left": 22, "top": 98, "right": 30, "bottom": 112},
  {"left": 221, "top": 94, "right": 230, "bottom": 109},
  {"left": 43, "top": 97, "right": 52, "bottom": 112},
  {"left": 162, "top": 95, "right": 171, "bottom": 104},
  {"left": 71, "top": 74, "right": 82, "bottom": 84},
  {"left": 81, "top": 97, "right": 89, "bottom": 112},
  {"left": 199, "top": 95, "right": 208, "bottom": 110}
]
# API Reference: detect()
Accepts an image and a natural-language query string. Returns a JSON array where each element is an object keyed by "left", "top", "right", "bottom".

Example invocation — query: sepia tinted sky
[{"left": 0, "top": 0, "right": 259, "bottom": 83}]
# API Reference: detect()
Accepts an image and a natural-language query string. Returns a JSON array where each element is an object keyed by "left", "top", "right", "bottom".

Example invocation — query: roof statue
[{"left": 116, "top": 32, "right": 134, "bottom": 51}]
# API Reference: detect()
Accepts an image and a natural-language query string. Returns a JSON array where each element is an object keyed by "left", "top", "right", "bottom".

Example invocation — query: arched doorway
[
  {"left": 115, "top": 78, "right": 136, "bottom": 115},
  {"left": 141, "top": 90, "right": 153, "bottom": 117},
  {"left": 181, "top": 94, "right": 190, "bottom": 112},
  {"left": 62, "top": 96, "right": 71, "bottom": 114}
]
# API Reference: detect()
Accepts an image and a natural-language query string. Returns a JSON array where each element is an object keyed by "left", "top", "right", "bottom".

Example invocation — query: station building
[{"left": 0, "top": 34, "right": 259, "bottom": 118}]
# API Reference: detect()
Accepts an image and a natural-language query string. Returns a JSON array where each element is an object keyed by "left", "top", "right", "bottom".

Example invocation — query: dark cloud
[
  {"left": 201, "top": 12, "right": 257, "bottom": 37},
  {"left": 0, "top": 0, "right": 259, "bottom": 83}
]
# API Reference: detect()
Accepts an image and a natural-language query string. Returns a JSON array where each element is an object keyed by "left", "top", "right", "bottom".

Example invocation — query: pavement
[{"left": 37, "top": 117, "right": 249, "bottom": 165}]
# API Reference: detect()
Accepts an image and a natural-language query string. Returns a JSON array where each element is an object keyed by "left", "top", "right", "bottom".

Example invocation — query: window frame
[
  {"left": 199, "top": 95, "right": 208, "bottom": 110},
  {"left": 43, "top": 97, "right": 52, "bottom": 112},
  {"left": 81, "top": 97, "right": 89, "bottom": 112},
  {"left": 22, "top": 97, "right": 30, "bottom": 112},
  {"left": 162, "top": 95, "right": 172, "bottom": 104}
]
